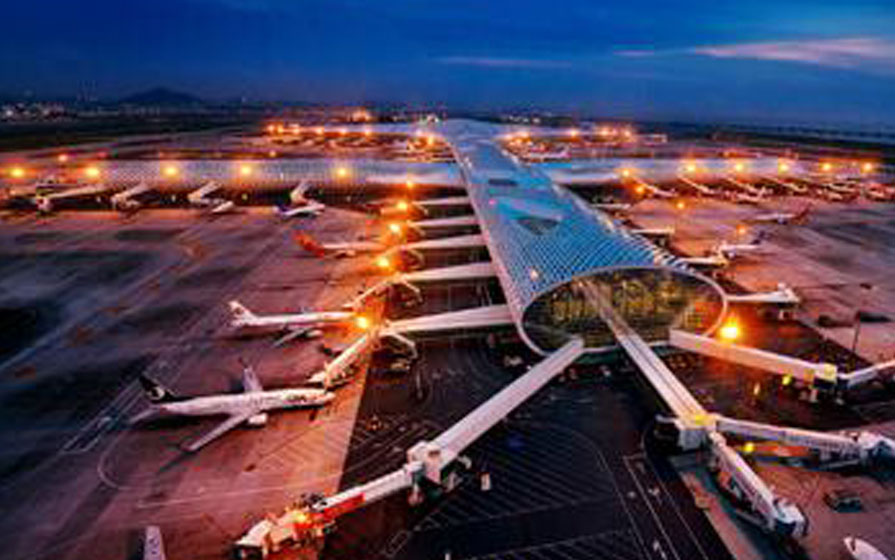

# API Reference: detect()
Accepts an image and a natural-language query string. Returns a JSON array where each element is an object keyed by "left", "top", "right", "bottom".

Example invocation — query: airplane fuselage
[
  {"left": 154, "top": 388, "right": 334, "bottom": 418},
  {"left": 233, "top": 311, "right": 353, "bottom": 331}
]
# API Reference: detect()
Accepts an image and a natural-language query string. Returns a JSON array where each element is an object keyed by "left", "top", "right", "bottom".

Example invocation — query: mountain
[{"left": 118, "top": 87, "right": 204, "bottom": 107}]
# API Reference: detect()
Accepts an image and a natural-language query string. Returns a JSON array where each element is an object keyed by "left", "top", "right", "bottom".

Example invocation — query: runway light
[
  {"left": 375, "top": 256, "right": 391, "bottom": 270},
  {"left": 84, "top": 166, "right": 101, "bottom": 179},
  {"left": 9, "top": 166, "right": 25, "bottom": 179},
  {"left": 743, "top": 441, "right": 755, "bottom": 454},
  {"left": 239, "top": 164, "right": 253, "bottom": 177},
  {"left": 719, "top": 321, "right": 741, "bottom": 342},
  {"left": 163, "top": 165, "right": 179, "bottom": 178},
  {"left": 355, "top": 315, "right": 371, "bottom": 330}
]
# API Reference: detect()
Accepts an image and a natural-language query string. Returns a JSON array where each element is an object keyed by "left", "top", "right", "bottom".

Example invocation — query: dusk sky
[{"left": 3, "top": 0, "right": 894, "bottom": 124}]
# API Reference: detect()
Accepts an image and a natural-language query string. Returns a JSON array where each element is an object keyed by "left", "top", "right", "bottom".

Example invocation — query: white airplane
[
  {"left": 131, "top": 367, "right": 335, "bottom": 452},
  {"left": 111, "top": 182, "right": 152, "bottom": 212},
  {"left": 188, "top": 181, "right": 238, "bottom": 215},
  {"left": 844, "top": 537, "right": 890, "bottom": 560},
  {"left": 144, "top": 526, "right": 166, "bottom": 560},
  {"left": 716, "top": 233, "right": 770, "bottom": 259},
  {"left": 748, "top": 204, "right": 811, "bottom": 225},
  {"left": 727, "top": 283, "right": 799, "bottom": 305},
  {"left": 228, "top": 300, "right": 354, "bottom": 346},
  {"left": 274, "top": 200, "right": 326, "bottom": 219}
]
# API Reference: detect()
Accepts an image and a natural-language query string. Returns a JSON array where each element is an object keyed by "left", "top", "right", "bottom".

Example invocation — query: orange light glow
[
  {"left": 266, "top": 124, "right": 276, "bottom": 134},
  {"left": 675, "top": 200, "right": 686, "bottom": 210},
  {"left": 396, "top": 200, "right": 409, "bottom": 212},
  {"left": 619, "top": 168, "right": 632, "bottom": 179},
  {"left": 239, "top": 164, "right": 253, "bottom": 177},
  {"left": 315, "top": 126, "right": 325, "bottom": 135},
  {"left": 733, "top": 162, "right": 745, "bottom": 173},
  {"left": 683, "top": 162, "right": 697, "bottom": 174},
  {"left": 388, "top": 222, "right": 402, "bottom": 235},
  {"left": 57, "top": 153, "right": 69, "bottom": 163},
  {"left": 335, "top": 166, "right": 350, "bottom": 179},
  {"left": 635, "top": 185, "right": 645, "bottom": 195},
  {"left": 84, "top": 166, "right": 101, "bottom": 179},
  {"left": 363, "top": 127, "right": 372, "bottom": 137},
  {"left": 375, "top": 256, "right": 391, "bottom": 270},
  {"left": 778, "top": 161, "right": 790, "bottom": 173},
  {"left": 405, "top": 180, "right": 416, "bottom": 190},
  {"left": 719, "top": 321, "right": 741, "bottom": 342},
  {"left": 163, "top": 165, "right": 179, "bottom": 178},
  {"left": 355, "top": 315, "right": 371, "bottom": 330},
  {"left": 821, "top": 162, "right": 833, "bottom": 173},
  {"left": 743, "top": 442, "right": 755, "bottom": 454},
  {"left": 736, "top": 224, "right": 748, "bottom": 236},
  {"left": 9, "top": 166, "right": 25, "bottom": 179},
  {"left": 862, "top": 162, "right": 874, "bottom": 173},
  {"left": 568, "top": 128, "right": 579, "bottom": 138}
]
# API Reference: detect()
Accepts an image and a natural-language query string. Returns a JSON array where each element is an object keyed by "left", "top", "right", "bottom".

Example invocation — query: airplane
[
  {"left": 747, "top": 204, "right": 811, "bottom": 225},
  {"left": 293, "top": 231, "right": 384, "bottom": 259},
  {"left": 715, "top": 232, "right": 770, "bottom": 259},
  {"left": 274, "top": 200, "right": 326, "bottom": 219},
  {"left": 111, "top": 182, "right": 152, "bottom": 212},
  {"left": 228, "top": 300, "right": 354, "bottom": 346},
  {"left": 131, "top": 366, "right": 336, "bottom": 452},
  {"left": 188, "top": 181, "right": 238, "bottom": 215},
  {"left": 144, "top": 526, "right": 166, "bottom": 560}
]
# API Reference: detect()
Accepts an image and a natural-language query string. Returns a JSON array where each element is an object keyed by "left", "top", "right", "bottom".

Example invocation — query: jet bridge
[
  {"left": 677, "top": 175, "right": 714, "bottom": 196},
  {"left": 411, "top": 215, "right": 479, "bottom": 229},
  {"left": 386, "top": 304, "right": 513, "bottom": 335},
  {"left": 110, "top": 182, "right": 152, "bottom": 211},
  {"left": 669, "top": 329, "right": 839, "bottom": 391},
  {"left": 415, "top": 195, "right": 471, "bottom": 208}
]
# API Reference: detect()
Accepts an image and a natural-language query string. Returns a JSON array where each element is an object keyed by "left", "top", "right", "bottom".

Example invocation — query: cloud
[
  {"left": 436, "top": 56, "right": 572, "bottom": 69},
  {"left": 617, "top": 37, "right": 895, "bottom": 73}
]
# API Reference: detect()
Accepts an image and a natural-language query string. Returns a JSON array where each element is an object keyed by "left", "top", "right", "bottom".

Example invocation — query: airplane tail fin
[
  {"left": 138, "top": 374, "right": 179, "bottom": 404},
  {"left": 293, "top": 232, "right": 328, "bottom": 258},
  {"left": 229, "top": 300, "right": 257, "bottom": 322}
]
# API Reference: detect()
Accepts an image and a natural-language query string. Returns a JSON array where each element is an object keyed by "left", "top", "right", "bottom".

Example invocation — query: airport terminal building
[{"left": 445, "top": 120, "right": 728, "bottom": 354}]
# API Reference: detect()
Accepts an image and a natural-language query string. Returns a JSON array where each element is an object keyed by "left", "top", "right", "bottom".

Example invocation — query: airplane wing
[
  {"left": 242, "top": 366, "right": 264, "bottom": 393},
  {"left": 184, "top": 413, "right": 253, "bottom": 452},
  {"left": 273, "top": 326, "right": 313, "bottom": 347}
]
